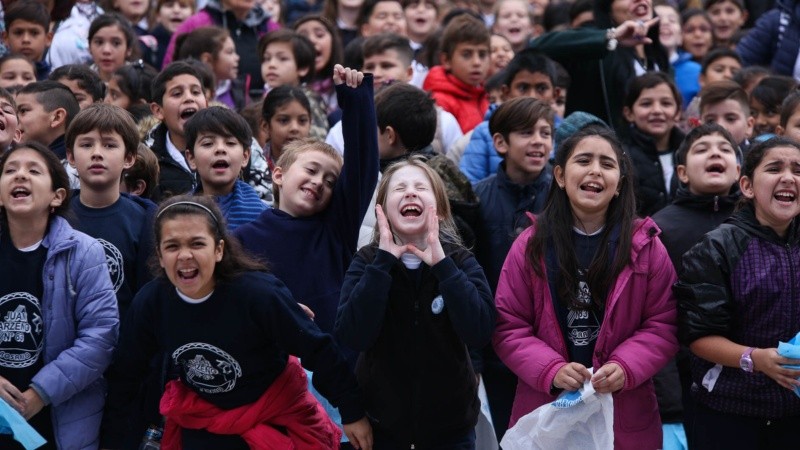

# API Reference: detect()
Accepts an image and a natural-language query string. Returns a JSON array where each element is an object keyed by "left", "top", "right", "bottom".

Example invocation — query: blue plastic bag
[
  {"left": 0, "top": 399, "right": 46, "bottom": 449},
  {"left": 777, "top": 331, "right": 800, "bottom": 398}
]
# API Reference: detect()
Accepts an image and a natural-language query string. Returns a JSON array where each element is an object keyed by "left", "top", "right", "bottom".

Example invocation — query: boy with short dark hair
[
  {"left": 144, "top": 61, "right": 210, "bottom": 199},
  {"left": 423, "top": 14, "right": 490, "bottom": 133},
  {"left": 16, "top": 80, "right": 80, "bottom": 160},
  {"left": 699, "top": 80, "right": 753, "bottom": 153},
  {"left": 2, "top": 2, "right": 53, "bottom": 80},
  {"left": 65, "top": 103, "right": 156, "bottom": 323},
  {"left": 49, "top": 64, "right": 106, "bottom": 110},
  {"left": 460, "top": 48, "right": 559, "bottom": 182},
  {"left": 650, "top": 122, "right": 741, "bottom": 446},
  {"left": 184, "top": 106, "right": 267, "bottom": 230},
  {"left": 358, "top": 0, "right": 408, "bottom": 37}
]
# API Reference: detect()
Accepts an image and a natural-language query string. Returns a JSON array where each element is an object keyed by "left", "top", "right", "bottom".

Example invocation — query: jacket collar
[
  {"left": 726, "top": 203, "right": 800, "bottom": 245},
  {"left": 671, "top": 184, "right": 741, "bottom": 211},
  {"left": 41, "top": 216, "right": 78, "bottom": 254},
  {"left": 496, "top": 162, "right": 553, "bottom": 196}
]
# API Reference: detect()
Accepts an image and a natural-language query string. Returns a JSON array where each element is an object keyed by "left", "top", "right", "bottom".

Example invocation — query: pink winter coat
[{"left": 493, "top": 217, "right": 678, "bottom": 450}]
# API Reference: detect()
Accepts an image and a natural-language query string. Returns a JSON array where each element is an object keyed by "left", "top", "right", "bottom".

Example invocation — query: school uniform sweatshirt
[{"left": 233, "top": 78, "right": 379, "bottom": 336}]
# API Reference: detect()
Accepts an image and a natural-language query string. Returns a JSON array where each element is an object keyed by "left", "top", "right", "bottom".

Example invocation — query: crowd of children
[{"left": 0, "top": 0, "right": 798, "bottom": 449}]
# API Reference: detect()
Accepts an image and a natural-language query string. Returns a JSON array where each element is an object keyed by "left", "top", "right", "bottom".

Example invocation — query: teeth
[
  {"left": 402, "top": 205, "right": 421, "bottom": 213},
  {"left": 775, "top": 193, "right": 795, "bottom": 201}
]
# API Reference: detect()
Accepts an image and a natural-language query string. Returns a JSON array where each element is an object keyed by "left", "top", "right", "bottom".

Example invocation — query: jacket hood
[
  {"left": 672, "top": 184, "right": 741, "bottom": 210},
  {"left": 204, "top": 0, "right": 269, "bottom": 27},
  {"left": 424, "top": 66, "right": 485, "bottom": 101},
  {"left": 627, "top": 123, "right": 686, "bottom": 152},
  {"left": 726, "top": 203, "right": 800, "bottom": 245},
  {"left": 631, "top": 216, "right": 660, "bottom": 256}
]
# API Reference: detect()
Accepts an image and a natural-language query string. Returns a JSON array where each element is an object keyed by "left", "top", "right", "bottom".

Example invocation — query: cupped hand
[
  {"left": 406, "top": 206, "right": 446, "bottom": 266},
  {"left": 344, "top": 417, "right": 373, "bottom": 450},
  {"left": 752, "top": 348, "right": 800, "bottom": 391},
  {"left": 0, "top": 376, "right": 24, "bottom": 413},
  {"left": 614, "top": 17, "right": 659, "bottom": 47},
  {"left": 333, "top": 64, "right": 365, "bottom": 87},
  {"left": 591, "top": 362, "right": 625, "bottom": 394},
  {"left": 376, "top": 204, "right": 407, "bottom": 258},
  {"left": 20, "top": 389, "right": 44, "bottom": 420},
  {"left": 553, "top": 362, "right": 592, "bottom": 392}
]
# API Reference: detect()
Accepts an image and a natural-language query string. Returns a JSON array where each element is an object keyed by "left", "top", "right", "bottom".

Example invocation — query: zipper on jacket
[
  {"left": 786, "top": 243, "right": 796, "bottom": 322},
  {"left": 714, "top": 195, "right": 719, "bottom": 212}
]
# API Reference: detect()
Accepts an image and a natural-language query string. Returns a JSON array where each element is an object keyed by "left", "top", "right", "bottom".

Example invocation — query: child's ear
[
  {"left": 66, "top": 151, "right": 76, "bottom": 168},
  {"left": 553, "top": 164, "right": 565, "bottom": 189},
  {"left": 492, "top": 133, "right": 509, "bottom": 156},
  {"left": 776, "top": 125, "right": 785, "bottom": 136},
  {"left": 45, "top": 31, "right": 53, "bottom": 47},
  {"left": 272, "top": 166, "right": 285, "bottom": 189},
  {"left": 50, "top": 107, "right": 67, "bottom": 130},
  {"left": 200, "top": 52, "right": 213, "bottom": 65},
  {"left": 383, "top": 125, "right": 397, "bottom": 146},
  {"left": 1, "top": 31, "right": 7, "bottom": 45},
  {"left": 123, "top": 152, "right": 136, "bottom": 170},
  {"left": 500, "top": 84, "right": 510, "bottom": 101},
  {"left": 185, "top": 150, "right": 197, "bottom": 171},
  {"left": 298, "top": 66, "right": 310, "bottom": 79},
  {"left": 130, "top": 179, "right": 148, "bottom": 196},
  {"left": 698, "top": 73, "right": 706, "bottom": 88},
  {"left": 404, "top": 64, "right": 413, "bottom": 82},
  {"left": 439, "top": 52, "right": 451, "bottom": 71},
  {"left": 50, "top": 187, "right": 67, "bottom": 210},
  {"left": 622, "top": 106, "right": 634, "bottom": 123},
  {"left": 261, "top": 120, "right": 270, "bottom": 142},
  {"left": 676, "top": 164, "right": 689, "bottom": 185},
  {"left": 745, "top": 115, "right": 755, "bottom": 139},
  {"left": 241, "top": 146, "right": 251, "bottom": 169},
  {"left": 739, "top": 175, "right": 754, "bottom": 198},
  {"left": 150, "top": 102, "right": 165, "bottom": 122}
]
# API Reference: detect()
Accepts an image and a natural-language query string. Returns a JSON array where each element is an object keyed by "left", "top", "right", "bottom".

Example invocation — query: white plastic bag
[{"left": 500, "top": 374, "right": 614, "bottom": 450}]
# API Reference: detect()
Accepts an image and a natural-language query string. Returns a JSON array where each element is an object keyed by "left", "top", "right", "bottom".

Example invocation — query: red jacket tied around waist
[{"left": 159, "top": 356, "right": 342, "bottom": 450}]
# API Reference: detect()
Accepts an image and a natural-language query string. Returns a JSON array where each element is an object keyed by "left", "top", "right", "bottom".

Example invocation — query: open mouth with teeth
[
  {"left": 775, "top": 191, "right": 796, "bottom": 203},
  {"left": 11, "top": 187, "right": 30, "bottom": 198},
  {"left": 212, "top": 160, "right": 230, "bottom": 170},
  {"left": 178, "top": 268, "right": 199, "bottom": 280},
  {"left": 401, "top": 205, "right": 423, "bottom": 217},
  {"left": 0, "top": 121, "right": 6, "bottom": 131},
  {"left": 580, "top": 182, "right": 603, "bottom": 193},
  {"left": 180, "top": 108, "right": 197, "bottom": 120},
  {"left": 706, "top": 163, "right": 726, "bottom": 173}
]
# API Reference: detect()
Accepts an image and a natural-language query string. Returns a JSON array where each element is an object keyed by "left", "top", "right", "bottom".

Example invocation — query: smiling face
[
  {"left": 264, "top": 99, "right": 311, "bottom": 159},
  {"left": 261, "top": 41, "right": 305, "bottom": 88},
  {"left": 555, "top": 136, "right": 622, "bottom": 225},
  {"left": 186, "top": 132, "right": 249, "bottom": 196},
  {"left": 0, "top": 148, "right": 65, "bottom": 222},
  {"left": 442, "top": 42, "right": 490, "bottom": 87},
  {"left": 273, "top": 149, "right": 341, "bottom": 217},
  {"left": 707, "top": 0, "right": 746, "bottom": 43},
  {"left": 158, "top": 214, "right": 224, "bottom": 299},
  {"left": 89, "top": 25, "right": 131, "bottom": 81},
  {"left": 655, "top": 5, "right": 681, "bottom": 53},
  {"left": 383, "top": 165, "right": 437, "bottom": 245},
  {"left": 492, "top": 0, "right": 532, "bottom": 50},
  {"left": 0, "top": 97, "right": 20, "bottom": 150},
  {"left": 362, "top": 1, "right": 407, "bottom": 37},
  {"left": 0, "top": 58, "right": 35, "bottom": 91},
  {"left": 67, "top": 129, "right": 135, "bottom": 192},
  {"left": 157, "top": 0, "right": 194, "bottom": 33},
  {"left": 213, "top": 37, "right": 239, "bottom": 81},
  {"left": 623, "top": 82, "right": 679, "bottom": 142},
  {"left": 489, "top": 34, "right": 514, "bottom": 77},
  {"left": 151, "top": 74, "right": 207, "bottom": 137},
  {"left": 494, "top": 118, "right": 552, "bottom": 184},
  {"left": 740, "top": 145, "right": 800, "bottom": 237},
  {"left": 295, "top": 20, "right": 333, "bottom": 73},
  {"left": 677, "top": 132, "right": 740, "bottom": 196}
]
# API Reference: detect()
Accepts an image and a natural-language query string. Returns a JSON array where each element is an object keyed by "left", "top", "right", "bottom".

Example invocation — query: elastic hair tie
[{"left": 157, "top": 201, "right": 220, "bottom": 228}]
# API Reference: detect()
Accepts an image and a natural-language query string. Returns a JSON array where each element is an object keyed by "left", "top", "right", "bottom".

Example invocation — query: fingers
[
  {"left": 333, "top": 64, "right": 364, "bottom": 87},
  {"left": 298, "top": 303, "right": 315, "bottom": 320},
  {"left": 0, "top": 379, "right": 24, "bottom": 412},
  {"left": 555, "top": 363, "right": 590, "bottom": 391},
  {"left": 592, "top": 364, "right": 624, "bottom": 393}
]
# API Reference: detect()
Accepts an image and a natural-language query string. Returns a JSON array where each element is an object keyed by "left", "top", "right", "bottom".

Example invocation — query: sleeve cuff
[
  {"left": 29, "top": 382, "right": 51, "bottom": 406},
  {"left": 337, "top": 395, "right": 366, "bottom": 424}
]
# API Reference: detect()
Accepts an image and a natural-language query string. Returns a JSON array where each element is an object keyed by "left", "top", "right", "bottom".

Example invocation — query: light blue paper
[
  {"left": 777, "top": 331, "right": 800, "bottom": 398},
  {"left": 0, "top": 399, "right": 47, "bottom": 449}
]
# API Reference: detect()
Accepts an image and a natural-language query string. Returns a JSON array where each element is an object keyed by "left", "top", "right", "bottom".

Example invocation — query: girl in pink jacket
[{"left": 493, "top": 125, "right": 679, "bottom": 450}]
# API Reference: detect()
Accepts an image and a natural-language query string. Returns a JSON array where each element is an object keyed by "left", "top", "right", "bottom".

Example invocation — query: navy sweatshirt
[
  {"left": 103, "top": 272, "right": 364, "bottom": 446},
  {"left": 233, "top": 77, "right": 379, "bottom": 335},
  {"left": 69, "top": 192, "right": 157, "bottom": 322}
]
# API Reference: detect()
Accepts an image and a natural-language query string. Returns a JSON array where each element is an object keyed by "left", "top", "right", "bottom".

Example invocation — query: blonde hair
[
  {"left": 372, "top": 155, "right": 463, "bottom": 246},
  {"left": 273, "top": 138, "right": 343, "bottom": 208}
]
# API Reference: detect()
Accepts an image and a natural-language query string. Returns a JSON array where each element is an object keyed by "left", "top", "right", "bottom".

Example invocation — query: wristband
[{"left": 606, "top": 28, "right": 618, "bottom": 51}]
